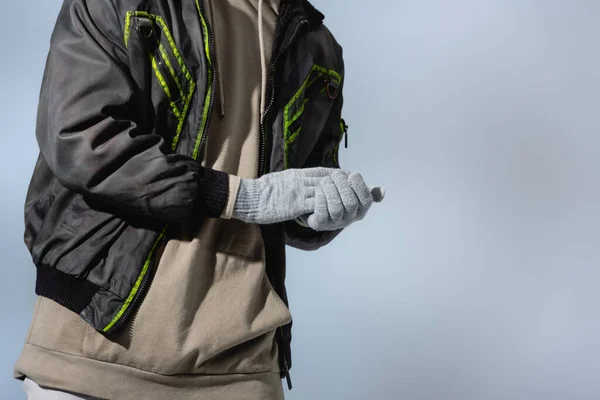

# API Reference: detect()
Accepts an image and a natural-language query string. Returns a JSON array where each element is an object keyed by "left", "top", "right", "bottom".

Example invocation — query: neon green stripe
[
  {"left": 286, "top": 126, "right": 302, "bottom": 145},
  {"left": 102, "top": 226, "right": 168, "bottom": 332},
  {"left": 285, "top": 98, "right": 309, "bottom": 131},
  {"left": 281, "top": 64, "right": 343, "bottom": 170},
  {"left": 283, "top": 66, "right": 340, "bottom": 132},
  {"left": 172, "top": 80, "right": 196, "bottom": 151},
  {"left": 151, "top": 56, "right": 181, "bottom": 119},
  {"left": 153, "top": 17, "right": 194, "bottom": 87},
  {"left": 158, "top": 43, "right": 184, "bottom": 101},
  {"left": 196, "top": 1, "right": 212, "bottom": 68},
  {"left": 124, "top": 11, "right": 134, "bottom": 47},
  {"left": 192, "top": 0, "right": 213, "bottom": 160},
  {"left": 314, "top": 65, "right": 341, "bottom": 82},
  {"left": 286, "top": 65, "right": 340, "bottom": 112},
  {"left": 284, "top": 126, "right": 302, "bottom": 169}
]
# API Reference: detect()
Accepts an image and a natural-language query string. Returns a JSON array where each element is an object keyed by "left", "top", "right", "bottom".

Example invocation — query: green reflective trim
[
  {"left": 282, "top": 64, "right": 341, "bottom": 169},
  {"left": 122, "top": 11, "right": 196, "bottom": 152},
  {"left": 172, "top": 80, "right": 196, "bottom": 151},
  {"left": 284, "top": 126, "right": 302, "bottom": 169},
  {"left": 151, "top": 56, "right": 181, "bottom": 119},
  {"left": 128, "top": 11, "right": 194, "bottom": 87},
  {"left": 102, "top": 226, "right": 168, "bottom": 332},
  {"left": 124, "top": 11, "right": 134, "bottom": 47},
  {"left": 286, "top": 126, "right": 302, "bottom": 145},
  {"left": 314, "top": 65, "right": 341, "bottom": 82},
  {"left": 285, "top": 98, "right": 309, "bottom": 132},
  {"left": 152, "top": 17, "right": 194, "bottom": 86},
  {"left": 158, "top": 43, "right": 184, "bottom": 101},
  {"left": 192, "top": 0, "right": 213, "bottom": 160},
  {"left": 123, "top": 11, "right": 181, "bottom": 118}
]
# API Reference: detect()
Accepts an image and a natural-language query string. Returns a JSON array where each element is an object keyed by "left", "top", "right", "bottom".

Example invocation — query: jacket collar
[{"left": 302, "top": 0, "right": 325, "bottom": 27}]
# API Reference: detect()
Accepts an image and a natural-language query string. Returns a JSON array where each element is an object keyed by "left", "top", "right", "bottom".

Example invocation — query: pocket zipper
[
  {"left": 342, "top": 118, "right": 348, "bottom": 148},
  {"left": 148, "top": 28, "right": 182, "bottom": 104},
  {"left": 156, "top": 56, "right": 181, "bottom": 103},
  {"left": 136, "top": 18, "right": 183, "bottom": 108}
]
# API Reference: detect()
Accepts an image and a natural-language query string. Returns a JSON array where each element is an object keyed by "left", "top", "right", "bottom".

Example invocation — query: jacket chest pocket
[
  {"left": 124, "top": 12, "right": 196, "bottom": 152},
  {"left": 280, "top": 65, "right": 341, "bottom": 170}
]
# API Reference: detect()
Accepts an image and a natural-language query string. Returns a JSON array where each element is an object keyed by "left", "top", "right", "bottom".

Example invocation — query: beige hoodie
[{"left": 14, "top": 1, "right": 292, "bottom": 399}]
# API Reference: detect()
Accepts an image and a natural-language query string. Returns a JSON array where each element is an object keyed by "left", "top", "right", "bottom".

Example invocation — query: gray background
[{"left": 1, "top": 1, "right": 599, "bottom": 399}]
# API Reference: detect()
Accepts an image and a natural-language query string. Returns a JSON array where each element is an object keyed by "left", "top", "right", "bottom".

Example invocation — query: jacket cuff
[
  {"left": 197, "top": 168, "right": 230, "bottom": 218},
  {"left": 221, "top": 174, "right": 241, "bottom": 219}
]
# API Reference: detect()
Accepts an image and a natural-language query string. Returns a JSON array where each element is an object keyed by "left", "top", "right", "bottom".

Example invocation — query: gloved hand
[
  {"left": 232, "top": 167, "right": 335, "bottom": 225},
  {"left": 297, "top": 170, "right": 385, "bottom": 231}
]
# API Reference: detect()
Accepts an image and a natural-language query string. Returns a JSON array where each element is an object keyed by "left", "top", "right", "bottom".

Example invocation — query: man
[{"left": 15, "top": 0, "right": 384, "bottom": 398}]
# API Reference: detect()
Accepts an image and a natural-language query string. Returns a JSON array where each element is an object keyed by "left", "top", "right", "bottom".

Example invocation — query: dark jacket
[{"left": 24, "top": 0, "right": 347, "bottom": 384}]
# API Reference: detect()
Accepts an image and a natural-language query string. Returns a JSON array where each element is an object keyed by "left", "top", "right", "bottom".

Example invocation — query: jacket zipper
[
  {"left": 118, "top": 232, "right": 167, "bottom": 334},
  {"left": 259, "top": 19, "right": 309, "bottom": 177},
  {"left": 278, "top": 326, "right": 292, "bottom": 390},
  {"left": 105, "top": 231, "right": 168, "bottom": 334},
  {"left": 259, "top": 19, "right": 309, "bottom": 391},
  {"left": 196, "top": 0, "right": 218, "bottom": 164}
]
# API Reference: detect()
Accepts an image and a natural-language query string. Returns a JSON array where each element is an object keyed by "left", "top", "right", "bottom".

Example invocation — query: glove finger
[
  {"left": 299, "top": 185, "right": 316, "bottom": 215},
  {"left": 301, "top": 167, "right": 338, "bottom": 179},
  {"left": 348, "top": 173, "right": 373, "bottom": 216},
  {"left": 303, "top": 175, "right": 332, "bottom": 187},
  {"left": 321, "top": 175, "right": 344, "bottom": 222},
  {"left": 331, "top": 169, "right": 359, "bottom": 220},
  {"left": 370, "top": 186, "right": 385, "bottom": 203},
  {"left": 307, "top": 185, "right": 329, "bottom": 231},
  {"left": 279, "top": 183, "right": 314, "bottom": 220}
]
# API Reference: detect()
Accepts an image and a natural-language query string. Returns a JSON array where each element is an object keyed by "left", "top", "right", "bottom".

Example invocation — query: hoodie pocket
[
  {"left": 124, "top": 12, "right": 196, "bottom": 151},
  {"left": 281, "top": 65, "right": 341, "bottom": 170}
]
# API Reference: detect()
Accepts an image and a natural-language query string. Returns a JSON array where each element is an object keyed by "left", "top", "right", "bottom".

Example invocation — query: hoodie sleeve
[{"left": 36, "top": 0, "right": 229, "bottom": 223}]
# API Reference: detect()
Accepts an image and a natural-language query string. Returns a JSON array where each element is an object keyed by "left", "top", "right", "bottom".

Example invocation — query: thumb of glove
[{"left": 370, "top": 187, "right": 385, "bottom": 203}]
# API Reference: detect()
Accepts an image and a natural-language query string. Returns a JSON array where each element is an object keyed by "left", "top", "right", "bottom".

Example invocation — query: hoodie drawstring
[{"left": 258, "top": 0, "right": 267, "bottom": 118}]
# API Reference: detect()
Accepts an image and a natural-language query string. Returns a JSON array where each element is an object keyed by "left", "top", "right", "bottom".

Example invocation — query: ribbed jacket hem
[{"left": 35, "top": 265, "right": 101, "bottom": 315}]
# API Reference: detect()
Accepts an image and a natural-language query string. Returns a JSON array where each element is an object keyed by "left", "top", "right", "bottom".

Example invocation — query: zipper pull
[
  {"left": 345, "top": 129, "right": 348, "bottom": 148},
  {"left": 279, "top": 326, "right": 293, "bottom": 390},
  {"left": 284, "top": 364, "right": 293, "bottom": 390}
]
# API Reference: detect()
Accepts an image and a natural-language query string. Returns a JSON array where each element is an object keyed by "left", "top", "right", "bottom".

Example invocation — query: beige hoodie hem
[{"left": 14, "top": 343, "right": 285, "bottom": 400}]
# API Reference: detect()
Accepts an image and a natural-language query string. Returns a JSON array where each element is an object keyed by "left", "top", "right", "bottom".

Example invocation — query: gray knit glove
[
  {"left": 232, "top": 167, "right": 335, "bottom": 224},
  {"left": 297, "top": 170, "right": 385, "bottom": 231}
]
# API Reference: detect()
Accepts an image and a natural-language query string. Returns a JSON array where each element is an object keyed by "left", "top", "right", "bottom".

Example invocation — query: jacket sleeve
[
  {"left": 36, "top": 0, "right": 229, "bottom": 224},
  {"left": 284, "top": 49, "right": 347, "bottom": 251}
]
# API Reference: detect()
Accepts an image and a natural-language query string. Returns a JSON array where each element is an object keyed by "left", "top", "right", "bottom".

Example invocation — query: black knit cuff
[
  {"left": 197, "top": 168, "right": 230, "bottom": 218},
  {"left": 35, "top": 265, "right": 101, "bottom": 315}
]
